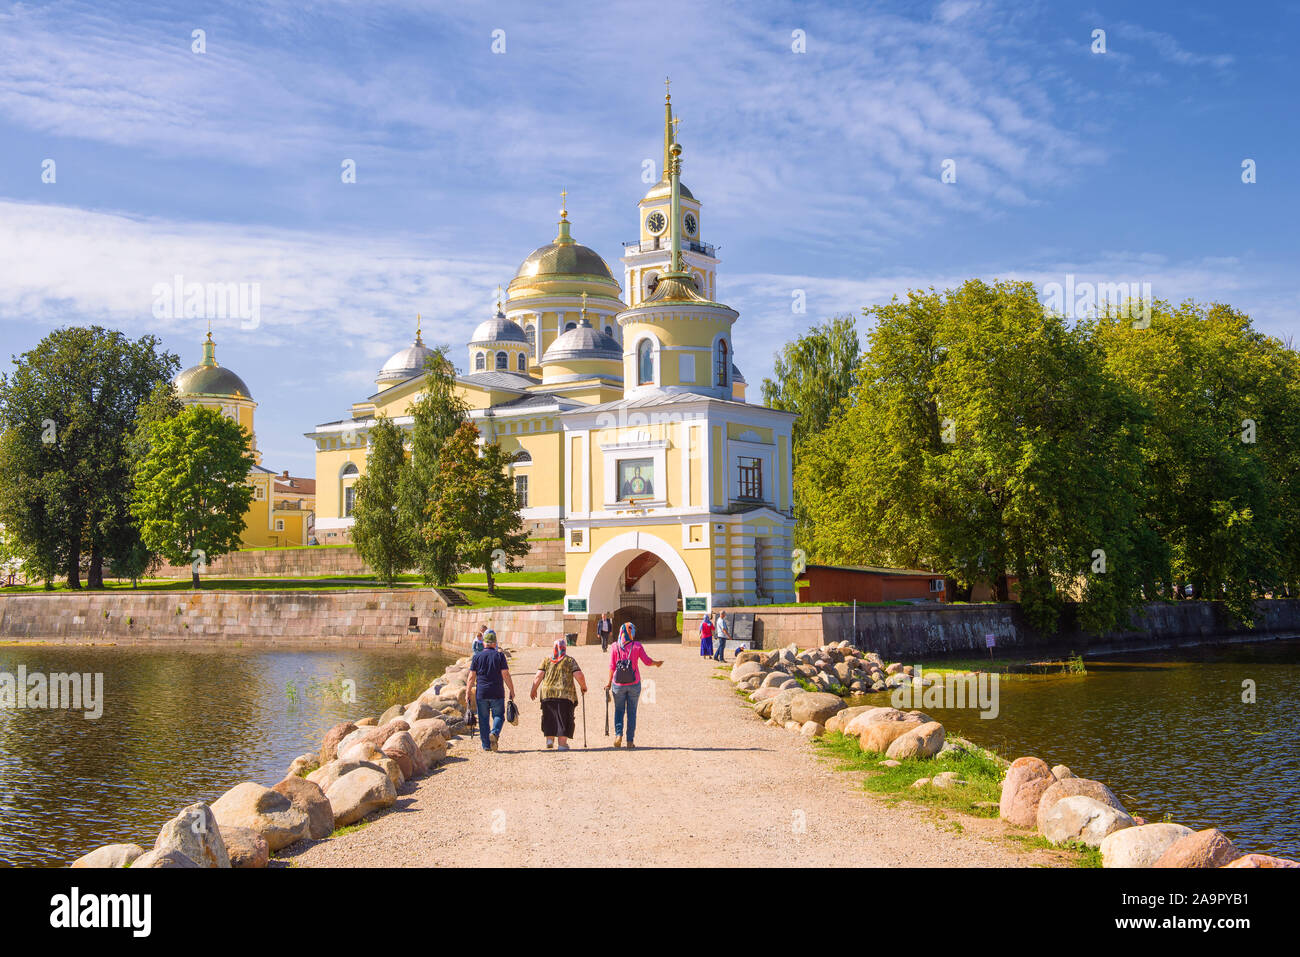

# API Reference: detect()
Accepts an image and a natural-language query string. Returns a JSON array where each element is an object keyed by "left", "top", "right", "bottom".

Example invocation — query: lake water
[
  {"left": 853, "top": 637, "right": 1300, "bottom": 857},
  {"left": 0, "top": 645, "right": 454, "bottom": 867}
]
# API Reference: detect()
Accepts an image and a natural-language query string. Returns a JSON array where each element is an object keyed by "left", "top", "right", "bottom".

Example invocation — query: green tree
[
  {"left": 427, "top": 422, "right": 530, "bottom": 594},
  {"left": 761, "top": 315, "right": 860, "bottom": 452},
  {"left": 796, "top": 280, "right": 1154, "bottom": 633},
  {"left": 130, "top": 405, "right": 255, "bottom": 587},
  {"left": 0, "top": 326, "right": 178, "bottom": 588},
  {"left": 351, "top": 414, "right": 411, "bottom": 585},
  {"left": 398, "top": 347, "right": 469, "bottom": 585},
  {"left": 1090, "top": 301, "right": 1297, "bottom": 619}
]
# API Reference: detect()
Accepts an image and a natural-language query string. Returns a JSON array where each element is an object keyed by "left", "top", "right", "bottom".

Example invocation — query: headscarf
[
  {"left": 483, "top": 629, "right": 498, "bottom": 646},
  {"left": 550, "top": 638, "right": 567, "bottom": 662},
  {"left": 616, "top": 622, "right": 636, "bottom": 650}
]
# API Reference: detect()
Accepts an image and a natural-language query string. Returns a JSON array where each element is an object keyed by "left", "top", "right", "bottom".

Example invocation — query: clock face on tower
[
  {"left": 683, "top": 212, "right": 698, "bottom": 236},
  {"left": 646, "top": 211, "right": 666, "bottom": 235}
]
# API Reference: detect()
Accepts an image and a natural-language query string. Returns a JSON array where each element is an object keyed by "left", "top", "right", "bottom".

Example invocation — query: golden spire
[
  {"left": 495, "top": 285, "right": 505, "bottom": 313},
  {"left": 580, "top": 290, "right": 589, "bottom": 326},
  {"left": 415, "top": 313, "right": 423, "bottom": 346},
  {"left": 555, "top": 189, "right": 574, "bottom": 245},
  {"left": 667, "top": 122, "right": 686, "bottom": 276},
  {"left": 663, "top": 77, "right": 673, "bottom": 184}
]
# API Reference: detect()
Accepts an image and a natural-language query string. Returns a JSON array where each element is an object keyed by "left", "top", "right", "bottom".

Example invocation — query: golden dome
[
  {"left": 175, "top": 333, "right": 253, "bottom": 399},
  {"left": 641, "top": 177, "right": 694, "bottom": 203},
  {"left": 512, "top": 241, "right": 615, "bottom": 283}
]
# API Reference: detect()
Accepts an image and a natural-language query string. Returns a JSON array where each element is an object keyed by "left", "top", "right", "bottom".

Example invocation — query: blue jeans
[
  {"left": 476, "top": 697, "right": 505, "bottom": 750},
  {"left": 611, "top": 682, "right": 641, "bottom": 743},
  {"left": 713, "top": 637, "right": 727, "bottom": 661}
]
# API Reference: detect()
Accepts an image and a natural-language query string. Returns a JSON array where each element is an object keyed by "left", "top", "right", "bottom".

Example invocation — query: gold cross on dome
[
  {"left": 496, "top": 285, "right": 504, "bottom": 311},
  {"left": 665, "top": 76, "right": 671, "bottom": 99},
  {"left": 560, "top": 188, "right": 568, "bottom": 217}
]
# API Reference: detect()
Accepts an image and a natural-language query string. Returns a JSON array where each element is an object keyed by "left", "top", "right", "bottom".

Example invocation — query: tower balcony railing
[{"left": 622, "top": 238, "right": 716, "bottom": 258}]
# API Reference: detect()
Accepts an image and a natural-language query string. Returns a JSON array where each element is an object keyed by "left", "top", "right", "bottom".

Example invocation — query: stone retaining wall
[
  {"left": 0, "top": 590, "right": 447, "bottom": 649},
  {"left": 684, "top": 599, "right": 1300, "bottom": 657},
  {"left": 154, "top": 538, "right": 566, "bottom": 580},
  {"left": 439, "top": 604, "right": 566, "bottom": 656}
]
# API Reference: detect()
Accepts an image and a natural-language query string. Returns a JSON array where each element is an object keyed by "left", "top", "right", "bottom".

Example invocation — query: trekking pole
[{"left": 604, "top": 687, "right": 610, "bottom": 737}]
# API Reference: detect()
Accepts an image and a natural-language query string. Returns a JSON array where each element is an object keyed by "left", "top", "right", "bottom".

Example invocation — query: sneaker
[
  {"left": 614, "top": 735, "right": 623, "bottom": 748},
  {"left": 557, "top": 743, "right": 570, "bottom": 751},
  {"left": 545, "top": 738, "right": 554, "bottom": 749},
  {"left": 489, "top": 733, "right": 499, "bottom": 752}
]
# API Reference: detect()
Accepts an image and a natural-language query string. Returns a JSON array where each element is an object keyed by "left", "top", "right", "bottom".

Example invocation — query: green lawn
[
  {"left": 453, "top": 570, "right": 565, "bottom": 584},
  {"left": 454, "top": 585, "right": 564, "bottom": 607}
]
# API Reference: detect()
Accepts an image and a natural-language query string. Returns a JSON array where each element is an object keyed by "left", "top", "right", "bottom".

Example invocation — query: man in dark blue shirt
[{"left": 465, "top": 630, "right": 515, "bottom": 751}]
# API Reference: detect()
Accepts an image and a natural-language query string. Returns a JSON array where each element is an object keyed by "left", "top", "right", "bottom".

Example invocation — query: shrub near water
[{"left": 814, "top": 731, "right": 1005, "bottom": 816}]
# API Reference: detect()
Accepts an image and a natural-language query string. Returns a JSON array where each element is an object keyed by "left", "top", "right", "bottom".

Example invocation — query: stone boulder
[
  {"left": 760, "top": 671, "right": 791, "bottom": 689},
  {"left": 210, "top": 782, "right": 310, "bottom": 851},
  {"left": 402, "top": 701, "right": 437, "bottom": 726},
  {"left": 749, "top": 686, "right": 783, "bottom": 703},
  {"left": 71, "top": 843, "right": 145, "bottom": 868},
  {"left": 859, "top": 720, "right": 924, "bottom": 754},
  {"left": 1222, "top": 853, "right": 1300, "bottom": 868},
  {"left": 319, "top": 721, "right": 358, "bottom": 765},
  {"left": 931, "top": 771, "right": 965, "bottom": 789},
  {"left": 154, "top": 802, "right": 230, "bottom": 868},
  {"left": 338, "top": 739, "right": 386, "bottom": 764},
  {"left": 273, "top": 775, "right": 334, "bottom": 840},
  {"left": 790, "top": 692, "right": 846, "bottom": 726},
  {"left": 408, "top": 717, "right": 450, "bottom": 758},
  {"left": 1051, "top": 764, "right": 1074, "bottom": 779},
  {"left": 354, "top": 716, "right": 378, "bottom": 727},
  {"left": 1099, "top": 822, "right": 1194, "bottom": 868},
  {"left": 326, "top": 767, "right": 397, "bottom": 828},
  {"left": 1036, "top": 778, "right": 1127, "bottom": 833},
  {"left": 378, "top": 704, "right": 404, "bottom": 725},
  {"left": 309, "top": 757, "right": 387, "bottom": 792},
  {"left": 885, "top": 721, "right": 945, "bottom": 760},
  {"left": 131, "top": 848, "right": 198, "bottom": 868},
  {"left": 1153, "top": 829, "right": 1241, "bottom": 868},
  {"left": 825, "top": 705, "right": 877, "bottom": 734},
  {"left": 287, "top": 753, "right": 319, "bottom": 778},
  {"left": 383, "top": 730, "right": 426, "bottom": 780},
  {"left": 799, "top": 721, "right": 825, "bottom": 737},
  {"left": 730, "top": 661, "right": 762, "bottom": 683},
  {"left": 769, "top": 689, "right": 808, "bottom": 727},
  {"left": 218, "top": 825, "right": 269, "bottom": 869},
  {"left": 999, "top": 757, "right": 1056, "bottom": 828},
  {"left": 1041, "top": 795, "right": 1135, "bottom": 847}
]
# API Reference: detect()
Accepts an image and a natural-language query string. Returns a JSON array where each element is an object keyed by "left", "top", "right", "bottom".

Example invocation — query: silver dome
[
  {"left": 377, "top": 339, "right": 435, "bottom": 384},
  {"left": 470, "top": 311, "right": 528, "bottom": 345},
  {"left": 541, "top": 321, "right": 622, "bottom": 364}
]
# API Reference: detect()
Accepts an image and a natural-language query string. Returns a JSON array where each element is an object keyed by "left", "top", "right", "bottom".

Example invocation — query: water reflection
[
  {"left": 851, "top": 638, "right": 1300, "bottom": 857},
  {"left": 0, "top": 646, "right": 453, "bottom": 867}
]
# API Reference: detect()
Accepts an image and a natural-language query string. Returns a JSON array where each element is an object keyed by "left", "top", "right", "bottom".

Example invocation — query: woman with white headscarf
[{"left": 529, "top": 638, "right": 588, "bottom": 750}]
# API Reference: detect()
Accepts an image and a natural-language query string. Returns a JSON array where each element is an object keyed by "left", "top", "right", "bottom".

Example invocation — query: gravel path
[{"left": 286, "top": 642, "right": 1060, "bottom": 867}]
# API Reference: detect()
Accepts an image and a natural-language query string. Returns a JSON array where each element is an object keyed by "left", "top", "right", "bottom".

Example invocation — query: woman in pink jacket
[{"left": 603, "top": 622, "right": 662, "bottom": 749}]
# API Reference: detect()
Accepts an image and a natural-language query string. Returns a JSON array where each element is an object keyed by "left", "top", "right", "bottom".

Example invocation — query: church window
[
  {"left": 715, "top": 338, "right": 729, "bottom": 387},
  {"left": 737, "top": 456, "right": 763, "bottom": 500},
  {"left": 495, "top": 351, "right": 507, "bottom": 370},
  {"left": 514, "top": 474, "right": 528, "bottom": 508},
  {"left": 275, "top": 519, "right": 285, "bottom": 532},
  {"left": 254, "top": 485, "right": 265, "bottom": 500},
  {"left": 565, "top": 321, "right": 576, "bottom": 332},
  {"left": 344, "top": 486, "right": 355, "bottom": 517},
  {"left": 517, "top": 352, "right": 526, "bottom": 372},
  {"left": 474, "top": 352, "right": 485, "bottom": 371},
  {"left": 637, "top": 339, "right": 654, "bottom": 385},
  {"left": 524, "top": 325, "right": 535, "bottom": 355},
  {"left": 605, "top": 325, "right": 613, "bottom": 338}
]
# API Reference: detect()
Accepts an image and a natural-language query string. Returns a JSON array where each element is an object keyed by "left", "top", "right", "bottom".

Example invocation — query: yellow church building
[
  {"left": 307, "top": 86, "right": 797, "bottom": 636},
  {"left": 175, "top": 332, "right": 315, "bottom": 548}
]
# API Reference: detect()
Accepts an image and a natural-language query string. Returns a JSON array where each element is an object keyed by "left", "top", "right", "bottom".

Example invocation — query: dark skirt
[{"left": 540, "top": 697, "right": 576, "bottom": 737}]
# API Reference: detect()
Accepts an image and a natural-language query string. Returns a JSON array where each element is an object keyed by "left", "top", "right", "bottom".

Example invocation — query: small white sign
[{"left": 985, "top": 634, "right": 996, "bottom": 648}]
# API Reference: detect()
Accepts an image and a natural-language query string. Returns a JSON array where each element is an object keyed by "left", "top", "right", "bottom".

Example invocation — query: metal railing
[{"left": 622, "top": 238, "right": 716, "bottom": 257}]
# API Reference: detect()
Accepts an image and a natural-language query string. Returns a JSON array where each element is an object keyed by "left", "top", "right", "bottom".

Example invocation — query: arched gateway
[{"left": 577, "top": 531, "right": 697, "bottom": 640}]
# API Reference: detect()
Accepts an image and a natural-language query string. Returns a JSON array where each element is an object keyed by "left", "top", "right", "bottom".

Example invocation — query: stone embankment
[
  {"left": 730, "top": 639, "right": 1300, "bottom": 868},
  {"left": 69, "top": 652, "right": 484, "bottom": 868}
]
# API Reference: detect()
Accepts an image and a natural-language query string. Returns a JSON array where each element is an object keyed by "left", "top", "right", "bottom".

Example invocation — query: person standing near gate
[
  {"left": 597, "top": 612, "right": 613, "bottom": 652},
  {"left": 712, "top": 611, "right": 731, "bottom": 661},
  {"left": 698, "top": 613, "right": 714, "bottom": 659}
]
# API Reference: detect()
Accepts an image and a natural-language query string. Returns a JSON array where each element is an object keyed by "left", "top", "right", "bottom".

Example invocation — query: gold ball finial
[
  {"left": 560, "top": 188, "right": 568, "bottom": 221},
  {"left": 665, "top": 75, "right": 671, "bottom": 101}
]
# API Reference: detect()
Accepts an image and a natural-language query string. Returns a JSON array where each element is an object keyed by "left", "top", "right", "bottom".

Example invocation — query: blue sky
[{"left": 1, "top": 0, "right": 1296, "bottom": 476}]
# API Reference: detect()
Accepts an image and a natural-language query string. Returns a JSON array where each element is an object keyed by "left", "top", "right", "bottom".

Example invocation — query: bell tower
[{"left": 621, "top": 79, "right": 719, "bottom": 306}]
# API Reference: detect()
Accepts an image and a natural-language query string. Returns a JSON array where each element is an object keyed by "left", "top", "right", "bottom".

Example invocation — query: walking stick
[
  {"left": 582, "top": 690, "right": 587, "bottom": 748},
  {"left": 604, "top": 687, "right": 610, "bottom": 737}
]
